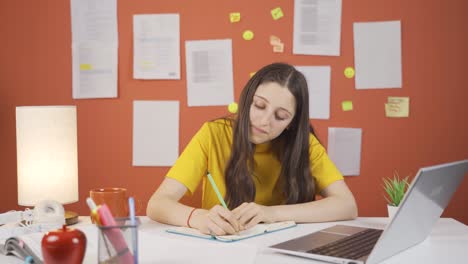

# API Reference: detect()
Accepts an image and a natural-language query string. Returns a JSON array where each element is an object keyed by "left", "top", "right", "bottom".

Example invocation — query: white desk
[{"left": 2, "top": 217, "right": 468, "bottom": 263}]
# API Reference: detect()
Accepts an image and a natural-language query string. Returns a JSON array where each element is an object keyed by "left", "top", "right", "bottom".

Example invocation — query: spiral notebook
[
  {"left": 0, "top": 232, "right": 43, "bottom": 263},
  {"left": 166, "top": 221, "right": 296, "bottom": 242}
]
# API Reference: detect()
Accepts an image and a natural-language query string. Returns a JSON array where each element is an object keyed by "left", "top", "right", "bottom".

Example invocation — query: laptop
[{"left": 270, "top": 159, "right": 468, "bottom": 264}]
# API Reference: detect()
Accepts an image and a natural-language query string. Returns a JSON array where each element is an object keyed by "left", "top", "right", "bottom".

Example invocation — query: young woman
[{"left": 147, "top": 62, "right": 357, "bottom": 235}]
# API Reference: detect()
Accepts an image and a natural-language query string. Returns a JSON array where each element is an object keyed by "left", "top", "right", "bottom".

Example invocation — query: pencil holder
[{"left": 97, "top": 217, "right": 140, "bottom": 264}]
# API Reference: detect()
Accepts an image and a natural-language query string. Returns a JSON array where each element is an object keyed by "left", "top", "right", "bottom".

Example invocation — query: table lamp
[{"left": 16, "top": 106, "right": 79, "bottom": 225}]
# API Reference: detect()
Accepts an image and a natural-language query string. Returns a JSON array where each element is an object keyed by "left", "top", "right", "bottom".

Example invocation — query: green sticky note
[
  {"left": 271, "top": 7, "right": 284, "bottom": 20},
  {"left": 342, "top": 101, "right": 353, "bottom": 111}
]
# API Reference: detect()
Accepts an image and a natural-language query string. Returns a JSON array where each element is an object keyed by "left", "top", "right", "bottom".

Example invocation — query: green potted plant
[{"left": 383, "top": 170, "right": 410, "bottom": 218}]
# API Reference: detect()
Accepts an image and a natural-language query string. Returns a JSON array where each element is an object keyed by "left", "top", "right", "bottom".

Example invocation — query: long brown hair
[{"left": 224, "top": 62, "right": 316, "bottom": 209}]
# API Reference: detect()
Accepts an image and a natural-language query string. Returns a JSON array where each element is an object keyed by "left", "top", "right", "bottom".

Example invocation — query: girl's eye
[
  {"left": 254, "top": 103, "right": 266, "bottom": 109},
  {"left": 275, "top": 115, "right": 287, "bottom": 121}
]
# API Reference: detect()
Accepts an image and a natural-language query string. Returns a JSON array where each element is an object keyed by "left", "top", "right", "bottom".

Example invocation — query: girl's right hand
[{"left": 190, "top": 205, "right": 241, "bottom": 235}]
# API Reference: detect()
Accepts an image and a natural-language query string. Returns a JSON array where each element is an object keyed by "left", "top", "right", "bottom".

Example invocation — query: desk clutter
[
  {"left": 0, "top": 197, "right": 139, "bottom": 264},
  {"left": 2, "top": 216, "right": 468, "bottom": 264},
  {"left": 0, "top": 195, "right": 276, "bottom": 263}
]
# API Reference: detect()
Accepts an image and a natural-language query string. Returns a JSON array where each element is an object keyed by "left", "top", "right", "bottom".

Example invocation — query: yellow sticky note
[
  {"left": 243, "top": 30, "right": 254, "bottom": 40},
  {"left": 271, "top": 7, "right": 284, "bottom": 20},
  {"left": 385, "top": 103, "right": 401, "bottom": 117},
  {"left": 250, "top": 72, "right": 256, "bottom": 78},
  {"left": 80, "top": 64, "right": 92, "bottom": 71},
  {"left": 228, "top": 102, "right": 238, "bottom": 113},
  {"left": 342, "top": 101, "right": 353, "bottom": 111},
  {"left": 229, "top": 12, "right": 240, "bottom": 23},
  {"left": 344, "top": 67, "right": 355, "bottom": 78},
  {"left": 385, "top": 97, "right": 409, "bottom": 117}
]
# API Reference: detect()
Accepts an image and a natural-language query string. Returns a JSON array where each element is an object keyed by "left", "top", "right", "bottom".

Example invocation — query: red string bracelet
[{"left": 187, "top": 208, "right": 197, "bottom": 228}]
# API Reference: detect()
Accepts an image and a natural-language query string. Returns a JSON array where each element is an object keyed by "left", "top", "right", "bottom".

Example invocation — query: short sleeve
[
  {"left": 309, "top": 134, "right": 344, "bottom": 194},
  {"left": 166, "top": 123, "right": 211, "bottom": 194}
]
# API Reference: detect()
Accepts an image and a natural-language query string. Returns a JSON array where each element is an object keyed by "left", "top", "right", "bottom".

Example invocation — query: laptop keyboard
[{"left": 307, "top": 228, "right": 383, "bottom": 260}]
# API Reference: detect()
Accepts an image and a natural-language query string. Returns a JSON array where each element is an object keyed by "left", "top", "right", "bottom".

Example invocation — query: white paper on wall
[
  {"left": 133, "top": 14, "right": 180, "bottom": 79},
  {"left": 293, "top": 0, "right": 342, "bottom": 56},
  {"left": 327, "top": 127, "right": 362, "bottom": 176},
  {"left": 295, "top": 66, "right": 331, "bottom": 120},
  {"left": 70, "top": 0, "right": 118, "bottom": 99},
  {"left": 133, "top": 101, "right": 179, "bottom": 167},
  {"left": 185, "top": 39, "right": 234, "bottom": 106},
  {"left": 71, "top": 42, "right": 118, "bottom": 99},
  {"left": 353, "top": 21, "right": 402, "bottom": 89}
]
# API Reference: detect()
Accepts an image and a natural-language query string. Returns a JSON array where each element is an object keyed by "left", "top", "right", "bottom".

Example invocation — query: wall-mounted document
[
  {"left": 71, "top": 42, "right": 118, "bottom": 99},
  {"left": 185, "top": 39, "right": 234, "bottom": 106},
  {"left": 70, "top": 0, "right": 118, "bottom": 42},
  {"left": 327, "top": 128, "right": 362, "bottom": 176},
  {"left": 70, "top": 0, "right": 118, "bottom": 99},
  {"left": 133, "top": 101, "right": 179, "bottom": 167},
  {"left": 133, "top": 14, "right": 180, "bottom": 79},
  {"left": 293, "top": 0, "right": 342, "bottom": 56},
  {"left": 295, "top": 66, "right": 331, "bottom": 119},
  {"left": 353, "top": 21, "right": 402, "bottom": 89}
]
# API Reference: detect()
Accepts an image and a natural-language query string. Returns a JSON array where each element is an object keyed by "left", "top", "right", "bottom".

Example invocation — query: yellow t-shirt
[{"left": 166, "top": 119, "right": 343, "bottom": 209}]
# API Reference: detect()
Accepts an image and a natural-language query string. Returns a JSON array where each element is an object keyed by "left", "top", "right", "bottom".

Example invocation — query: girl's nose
[{"left": 259, "top": 111, "right": 273, "bottom": 126}]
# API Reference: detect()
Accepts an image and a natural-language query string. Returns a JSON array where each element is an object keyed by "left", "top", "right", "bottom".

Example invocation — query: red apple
[{"left": 41, "top": 225, "right": 87, "bottom": 264}]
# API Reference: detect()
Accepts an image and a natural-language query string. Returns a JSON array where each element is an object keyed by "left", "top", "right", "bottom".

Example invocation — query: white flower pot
[{"left": 387, "top": 205, "right": 398, "bottom": 219}]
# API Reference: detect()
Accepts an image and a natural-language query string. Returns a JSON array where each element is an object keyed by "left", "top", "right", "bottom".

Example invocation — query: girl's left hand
[{"left": 232, "top": 202, "right": 275, "bottom": 230}]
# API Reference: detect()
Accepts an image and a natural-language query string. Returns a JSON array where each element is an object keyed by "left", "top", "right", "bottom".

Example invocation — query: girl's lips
[{"left": 252, "top": 125, "right": 267, "bottom": 134}]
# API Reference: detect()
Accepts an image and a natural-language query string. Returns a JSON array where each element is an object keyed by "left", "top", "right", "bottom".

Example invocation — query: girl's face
[{"left": 249, "top": 82, "right": 296, "bottom": 144}]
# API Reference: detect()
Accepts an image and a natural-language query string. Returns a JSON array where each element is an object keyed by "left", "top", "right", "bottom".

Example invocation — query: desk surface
[{"left": 1, "top": 217, "right": 467, "bottom": 264}]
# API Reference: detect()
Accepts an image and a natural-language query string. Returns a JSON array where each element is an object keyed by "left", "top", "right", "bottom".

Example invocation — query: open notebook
[{"left": 166, "top": 221, "right": 296, "bottom": 242}]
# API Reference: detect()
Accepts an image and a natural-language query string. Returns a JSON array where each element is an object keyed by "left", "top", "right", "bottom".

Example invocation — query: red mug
[{"left": 90, "top": 187, "right": 129, "bottom": 218}]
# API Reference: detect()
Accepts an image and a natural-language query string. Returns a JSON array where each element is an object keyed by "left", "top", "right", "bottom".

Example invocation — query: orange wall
[{"left": 1, "top": 0, "right": 467, "bottom": 223}]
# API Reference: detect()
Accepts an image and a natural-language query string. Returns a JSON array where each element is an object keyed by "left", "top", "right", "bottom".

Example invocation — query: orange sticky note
[
  {"left": 270, "top": 35, "right": 281, "bottom": 46},
  {"left": 271, "top": 7, "right": 284, "bottom": 20},
  {"left": 270, "top": 35, "right": 284, "bottom": 52},
  {"left": 273, "top": 43, "right": 284, "bottom": 53},
  {"left": 229, "top": 12, "right": 240, "bottom": 23}
]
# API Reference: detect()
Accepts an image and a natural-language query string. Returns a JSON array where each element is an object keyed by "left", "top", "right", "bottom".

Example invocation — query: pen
[
  {"left": 128, "top": 197, "right": 138, "bottom": 264},
  {"left": 86, "top": 197, "right": 101, "bottom": 225},
  {"left": 207, "top": 173, "right": 228, "bottom": 209}
]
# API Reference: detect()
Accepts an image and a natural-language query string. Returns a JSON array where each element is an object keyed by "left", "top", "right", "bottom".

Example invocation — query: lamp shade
[{"left": 16, "top": 106, "right": 78, "bottom": 206}]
